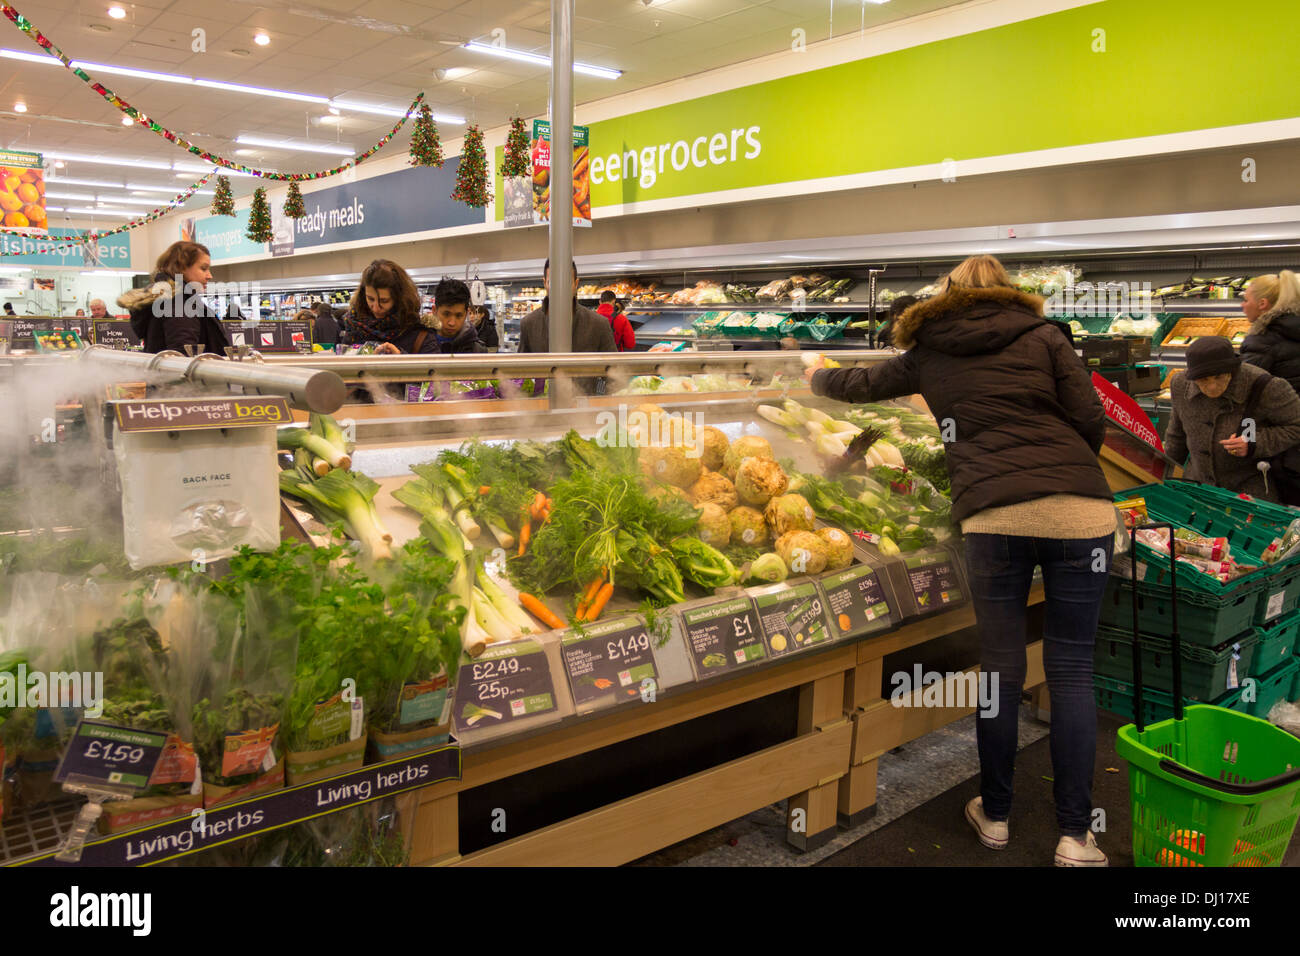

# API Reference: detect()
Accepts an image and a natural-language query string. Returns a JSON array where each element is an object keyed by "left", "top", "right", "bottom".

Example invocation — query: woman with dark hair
[
  {"left": 875, "top": 295, "right": 918, "bottom": 348},
  {"left": 807, "top": 254, "right": 1116, "bottom": 867},
  {"left": 468, "top": 303, "right": 499, "bottom": 351},
  {"left": 116, "top": 240, "right": 228, "bottom": 355},
  {"left": 340, "top": 259, "right": 433, "bottom": 354}
]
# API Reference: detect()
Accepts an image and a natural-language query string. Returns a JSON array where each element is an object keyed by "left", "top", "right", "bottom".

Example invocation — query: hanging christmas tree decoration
[
  {"left": 501, "top": 116, "right": 530, "bottom": 178},
  {"left": 210, "top": 175, "right": 235, "bottom": 217},
  {"left": 246, "top": 187, "right": 272, "bottom": 243},
  {"left": 408, "top": 103, "right": 444, "bottom": 167},
  {"left": 451, "top": 125, "right": 489, "bottom": 208},
  {"left": 283, "top": 180, "right": 306, "bottom": 219}
]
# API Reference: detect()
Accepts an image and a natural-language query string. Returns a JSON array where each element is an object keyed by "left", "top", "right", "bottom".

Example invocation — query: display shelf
[{"left": 3, "top": 746, "right": 460, "bottom": 867}]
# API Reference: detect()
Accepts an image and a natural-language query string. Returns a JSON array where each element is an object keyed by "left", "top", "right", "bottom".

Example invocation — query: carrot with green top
[
  {"left": 517, "top": 521, "right": 531, "bottom": 557},
  {"left": 575, "top": 571, "right": 605, "bottom": 618},
  {"left": 583, "top": 581, "right": 616, "bottom": 622}
]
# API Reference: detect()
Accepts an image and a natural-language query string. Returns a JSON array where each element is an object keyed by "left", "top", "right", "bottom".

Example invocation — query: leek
[
  {"left": 781, "top": 399, "right": 810, "bottom": 424},
  {"left": 280, "top": 467, "right": 392, "bottom": 561},
  {"left": 757, "top": 404, "right": 800, "bottom": 429},
  {"left": 472, "top": 587, "right": 517, "bottom": 644},
  {"left": 486, "top": 520, "right": 516, "bottom": 550},
  {"left": 477, "top": 564, "right": 535, "bottom": 633},
  {"left": 278, "top": 426, "right": 351, "bottom": 470}
]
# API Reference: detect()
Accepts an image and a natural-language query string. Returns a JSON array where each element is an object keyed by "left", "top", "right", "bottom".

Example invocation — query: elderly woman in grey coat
[{"left": 1164, "top": 336, "right": 1300, "bottom": 502}]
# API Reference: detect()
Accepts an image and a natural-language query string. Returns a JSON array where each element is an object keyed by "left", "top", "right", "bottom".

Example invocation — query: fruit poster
[
  {"left": 530, "top": 119, "right": 591, "bottom": 228},
  {"left": 0, "top": 150, "right": 46, "bottom": 232}
]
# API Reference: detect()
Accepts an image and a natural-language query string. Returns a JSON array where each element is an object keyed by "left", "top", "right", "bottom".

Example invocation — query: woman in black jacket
[
  {"left": 1238, "top": 270, "right": 1300, "bottom": 393},
  {"left": 808, "top": 255, "right": 1115, "bottom": 867},
  {"left": 116, "top": 241, "right": 229, "bottom": 355}
]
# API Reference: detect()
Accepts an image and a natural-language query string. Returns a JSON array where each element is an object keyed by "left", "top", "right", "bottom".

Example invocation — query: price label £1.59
[{"left": 54, "top": 720, "right": 169, "bottom": 793}]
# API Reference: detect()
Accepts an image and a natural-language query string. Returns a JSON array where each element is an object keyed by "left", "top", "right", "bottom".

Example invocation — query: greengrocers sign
[
  {"left": 495, "top": 0, "right": 1300, "bottom": 215},
  {"left": 588, "top": 125, "right": 762, "bottom": 190}
]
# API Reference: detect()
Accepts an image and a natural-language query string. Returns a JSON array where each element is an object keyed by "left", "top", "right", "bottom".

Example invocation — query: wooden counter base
[{"left": 406, "top": 583, "right": 1048, "bottom": 866}]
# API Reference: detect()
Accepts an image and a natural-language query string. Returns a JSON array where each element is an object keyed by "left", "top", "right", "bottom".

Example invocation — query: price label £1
[
  {"left": 562, "top": 615, "right": 660, "bottom": 708},
  {"left": 681, "top": 597, "right": 766, "bottom": 680},
  {"left": 54, "top": 721, "right": 169, "bottom": 793}
]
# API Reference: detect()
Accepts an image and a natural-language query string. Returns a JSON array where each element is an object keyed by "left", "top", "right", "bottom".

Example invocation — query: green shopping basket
[{"left": 1114, "top": 521, "right": 1300, "bottom": 868}]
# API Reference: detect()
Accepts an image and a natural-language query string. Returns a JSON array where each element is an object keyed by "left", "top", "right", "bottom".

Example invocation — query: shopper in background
[
  {"left": 2, "top": 302, "right": 13, "bottom": 316},
  {"left": 88, "top": 299, "right": 109, "bottom": 319},
  {"left": 1164, "top": 336, "right": 1300, "bottom": 502},
  {"left": 117, "top": 240, "right": 229, "bottom": 355},
  {"left": 469, "top": 303, "right": 499, "bottom": 351},
  {"left": 430, "top": 278, "right": 487, "bottom": 355},
  {"left": 74, "top": 308, "right": 85, "bottom": 317},
  {"left": 1238, "top": 270, "right": 1300, "bottom": 395},
  {"left": 597, "top": 290, "right": 636, "bottom": 351},
  {"left": 806, "top": 253, "right": 1116, "bottom": 866},
  {"left": 312, "top": 300, "right": 339, "bottom": 346},
  {"left": 519, "top": 259, "right": 616, "bottom": 354},
  {"left": 340, "top": 259, "right": 435, "bottom": 355},
  {"left": 874, "top": 295, "right": 918, "bottom": 348}
]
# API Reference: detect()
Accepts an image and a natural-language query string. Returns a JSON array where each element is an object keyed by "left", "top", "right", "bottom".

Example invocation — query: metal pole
[{"left": 548, "top": 0, "right": 575, "bottom": 362}]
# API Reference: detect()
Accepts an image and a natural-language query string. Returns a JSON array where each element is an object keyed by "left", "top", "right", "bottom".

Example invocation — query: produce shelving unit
[{"left": 0, "top": 347, "right": 1124, "bottom": 866}]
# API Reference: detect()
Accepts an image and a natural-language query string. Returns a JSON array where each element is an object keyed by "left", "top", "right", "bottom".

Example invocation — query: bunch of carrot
[
  {"left": 575, "top": 566, "right": 615, "bottom": 622},
  {"left": 516, "top": 491, "right": 553, "bottom": 557}
]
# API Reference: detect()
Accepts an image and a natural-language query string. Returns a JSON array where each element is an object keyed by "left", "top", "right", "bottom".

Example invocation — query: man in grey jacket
[
  {"left": 1164, "top": 336, "right": 1300, "bottom": 502},
  {"left": 519, "top": 259, "right": 616, "bottom": 353}
]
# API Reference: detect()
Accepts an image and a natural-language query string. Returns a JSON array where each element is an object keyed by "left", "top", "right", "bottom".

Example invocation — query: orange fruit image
[
  {"left": 34, "top": 179, "right": 43, "bottom": 196},
  {"left": 3, "top": 176, "right": 20, "bottom": 194},
  {"left": 4, "top": 211, "right": 29, "bottom": 227},
  {"left": 838, "top": 613, "right": 852, "bottom": 631},
  {"left": 16, "top": 183, "right": 38, "bottom": 204},
  {"left": 0, "top": 192, "right": 22, "bottom": 212},
  {"left": 21, "top": 203, "right": 45, "bottom": 224},
  {"left": 19, "top": 168, "right": 38, "bottom": 183}
]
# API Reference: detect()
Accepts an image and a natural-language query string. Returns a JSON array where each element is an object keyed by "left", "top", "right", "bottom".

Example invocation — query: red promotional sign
[{"left": 1092, "top": 372, "right": 1163, "bottom": 451}]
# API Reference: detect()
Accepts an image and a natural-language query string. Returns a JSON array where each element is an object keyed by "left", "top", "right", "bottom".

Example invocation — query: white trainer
[
  {"left": 1055, "top": 832, "right": 1109, "bottom": 866},
  {"left": 964, "top": 796, "right": 1009, "bottom": 850}
]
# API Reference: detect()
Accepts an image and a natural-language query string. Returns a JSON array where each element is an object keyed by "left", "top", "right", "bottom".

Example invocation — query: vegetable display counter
[{"left": 0, "top": 349, "right": 1052, "bottom": 866}]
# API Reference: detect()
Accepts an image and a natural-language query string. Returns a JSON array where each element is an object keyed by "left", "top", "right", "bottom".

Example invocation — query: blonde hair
[
  {"left": 1248, "top": 270, "right": 1300, "bottom": 313},
  {"left": 943, "top": 254, "right": 1013, "bottom": 292}
]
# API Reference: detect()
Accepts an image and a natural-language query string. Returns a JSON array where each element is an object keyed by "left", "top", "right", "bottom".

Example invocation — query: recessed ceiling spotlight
[
  {"left": 107, "top": 5, "right": 126, "bottom": 19},
  {"left": 121, "top": 115, "right": 133, "bottom": 125},
  {"left": 253, "top": 33, "right": 270, "bottom": 46},
  {"left": 53, "top": 160, "right": 65, "bottom": 168},
  {"left": 13, "top": 102, "right": 25, "bottom": 113}
]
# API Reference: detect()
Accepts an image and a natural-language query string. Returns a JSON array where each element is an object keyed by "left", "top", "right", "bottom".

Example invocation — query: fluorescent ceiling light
[
  {"left": 76, "top": 60, "right": 193, "bottom": 85},
  {"left": 43, "top": 205, "right": 64, "bottom": 211},
  {"left": 463, "top": 41, "right": 621, "bottom": 79},
  {"left": 132, "top": 187, "right": 215, "bottom": 196},
  {"left": 45, "top": 191, "right": 98, "bottom": 201},
  {"left": 196, "top": 79, "right": 328, "bottom": 104},
  {"left": 1, "top": 48, "right": 414, "bottom": 117},
  {"left": 0, "top": 265, "right": 31, "bottom": 273},
  {"left": 66, "top": 206, "right": 133, "bottom": 214},
  {"left": 44, "top": 176, "right": 123, "bottom": 188},
  {"left": 42, "top": 150, "right": 175, "bottom": 171},
  {"left": 236, "top": 135, "right": 354, "bottom": 156}
]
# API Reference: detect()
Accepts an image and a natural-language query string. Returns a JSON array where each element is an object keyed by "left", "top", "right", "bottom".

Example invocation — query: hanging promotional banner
[
  {"left": 1092, "top": 372, "right": 1164, "bottom": 451},
  {"left": 530, "top": 120, "right": 591, "bottom": 228},
  {"left": 0, "top": 149, "right": 46, "bottom": 233},
  {"left": 191, "top": 161, "right": 478, "bottom": 262}
]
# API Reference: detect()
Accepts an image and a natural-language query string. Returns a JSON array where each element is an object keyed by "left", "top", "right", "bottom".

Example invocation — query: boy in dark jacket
[{"left": 431, "top": 278, "right": 487, "bottom": 355}]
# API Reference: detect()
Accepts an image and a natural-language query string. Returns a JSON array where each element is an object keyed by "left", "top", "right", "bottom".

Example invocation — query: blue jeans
[{"left": 963, "top": 533, "right": 1113, "bottom": 837}]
